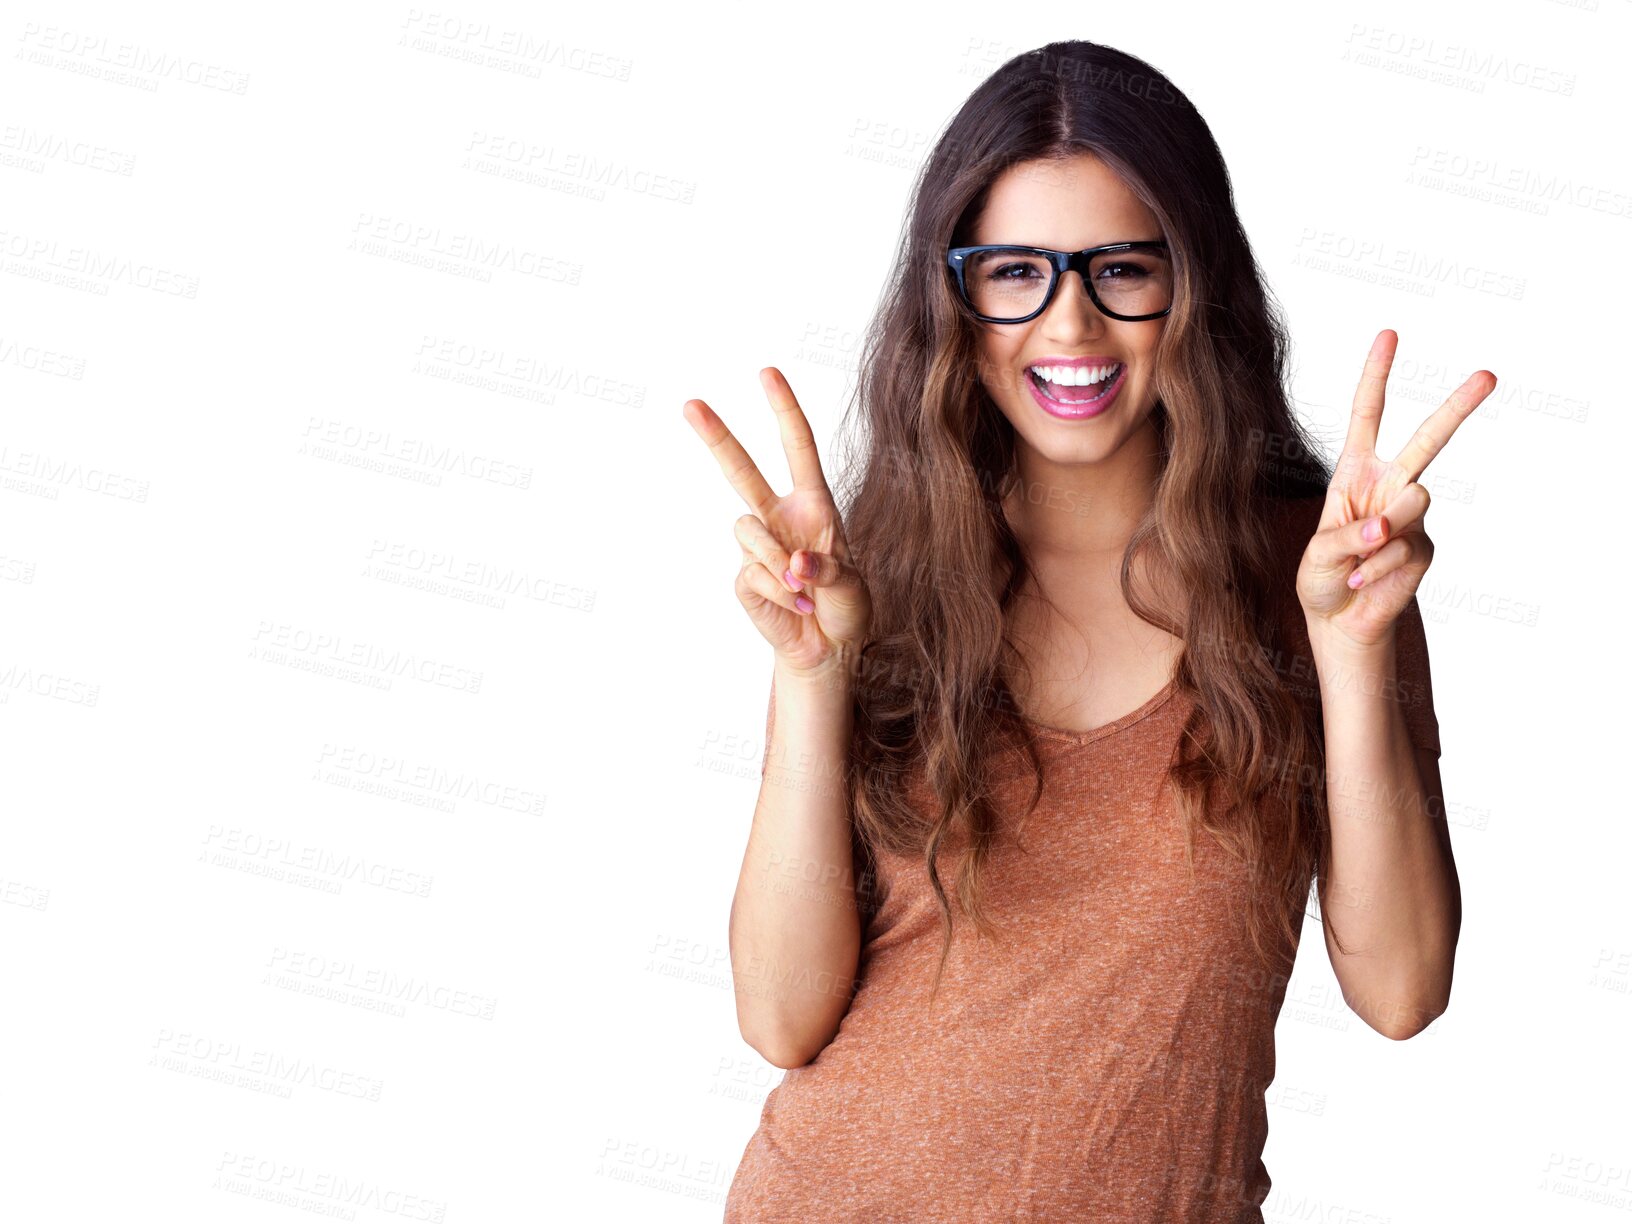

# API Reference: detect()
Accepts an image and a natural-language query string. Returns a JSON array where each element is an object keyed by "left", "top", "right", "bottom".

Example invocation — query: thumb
[{"left": 790, "top": 548, "right": 862, "bottom": 593}]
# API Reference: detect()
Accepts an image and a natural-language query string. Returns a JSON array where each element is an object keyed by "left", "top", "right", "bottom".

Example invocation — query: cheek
[
  {"left": 1134, "top": 327, "right": 1166, "bottom": 374},
  {"left": 976, "top": 333, "right": 1023, "bottom": 390}
]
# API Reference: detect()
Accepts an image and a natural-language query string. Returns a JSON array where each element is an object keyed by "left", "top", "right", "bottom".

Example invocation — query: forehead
[{"left": 971, "top": 152, "right": 1159, "bottom": 249}]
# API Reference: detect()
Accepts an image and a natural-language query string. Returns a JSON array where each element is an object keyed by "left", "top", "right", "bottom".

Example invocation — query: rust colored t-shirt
[{"left": 725, "top": 494, "right": 1442, "bottom": 1222}]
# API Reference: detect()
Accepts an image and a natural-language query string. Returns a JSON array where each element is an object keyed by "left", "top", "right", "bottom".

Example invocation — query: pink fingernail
[
  {"left": 1362, "top": 516, "right": 1385, "bottom": 543},
  {"left": 795, "top": 595, "right": 815, "bottom": 613},
  {"left": 1347, "top": 570, "right": 1366, "bottom": 589},
  {"left": 784, "top": 568, "right": 803, "bottom": 592}
]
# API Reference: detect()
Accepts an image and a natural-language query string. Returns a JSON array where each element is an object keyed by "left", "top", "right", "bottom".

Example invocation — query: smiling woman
[{"left": 692, "top": 35, "right": 1478, "bottom": 1224}]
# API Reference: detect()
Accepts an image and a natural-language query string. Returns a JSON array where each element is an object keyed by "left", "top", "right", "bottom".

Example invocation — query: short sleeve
[{"left": 1269, "top": 494, "right": 1442, "bottom": 761}]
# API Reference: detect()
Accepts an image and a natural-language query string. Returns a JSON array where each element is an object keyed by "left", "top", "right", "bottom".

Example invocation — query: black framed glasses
[{"left": 946, "top": 241, "right": 1174, "bottom": 323}]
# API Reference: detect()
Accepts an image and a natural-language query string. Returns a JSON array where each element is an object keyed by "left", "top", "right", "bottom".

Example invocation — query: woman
[{"left": 684, "top": 39, "right": 1489, "bottom": 1222}]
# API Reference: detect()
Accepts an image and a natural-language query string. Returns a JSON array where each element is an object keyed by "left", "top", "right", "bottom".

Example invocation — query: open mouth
[{"left": 1026, "top": 361, "right": 1123, "bottom": 406}]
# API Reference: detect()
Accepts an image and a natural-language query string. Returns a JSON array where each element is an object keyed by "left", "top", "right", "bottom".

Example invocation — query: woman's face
[{"left": 968, "top": 152, "right": 1168, "bottom": 472}]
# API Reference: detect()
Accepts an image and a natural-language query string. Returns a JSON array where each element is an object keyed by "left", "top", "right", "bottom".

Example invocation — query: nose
[{"left": 1038, "top": 269, "right": 1108, "bottom": 339}]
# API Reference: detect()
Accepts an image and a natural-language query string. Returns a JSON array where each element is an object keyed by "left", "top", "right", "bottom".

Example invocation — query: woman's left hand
[{"left": 1296, "top": 329, "right": 1496, "bottom": 653}]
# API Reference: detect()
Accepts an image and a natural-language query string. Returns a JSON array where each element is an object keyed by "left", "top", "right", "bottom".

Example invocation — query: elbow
[
  {"left": 1375, "top": 988, "right": 1452, "bottom": 1041},
  {"left": 1378, "top": 1016, "right": 1431, "bottom": 1041},
  {"left": 1379, "top": 923, "right": 1460, "bottom": 1041},
  {"left": 759, "top": 1044, "right": 816, "bottom": 1070},
  {"left": 742, "top": 1025, "right": 823, "bottom": 1069},
  {"left": 739, "top": 1003, "right": 848, "bottom": 1068}
]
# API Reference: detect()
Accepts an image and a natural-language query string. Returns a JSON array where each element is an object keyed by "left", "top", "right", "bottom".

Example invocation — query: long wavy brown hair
[{"left": 825, "top": 39, "right": 1340, "bottom": 1002}]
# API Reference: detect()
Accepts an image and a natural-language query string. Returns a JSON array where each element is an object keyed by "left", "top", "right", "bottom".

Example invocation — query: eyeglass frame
[{"left": 945, "top": 240, "right": 1174, "bottom": 324}]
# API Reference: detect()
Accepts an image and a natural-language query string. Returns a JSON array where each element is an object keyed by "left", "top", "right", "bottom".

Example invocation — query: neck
[{"left": 1002, "top": 417, "right": 1163, "bottom": 564}]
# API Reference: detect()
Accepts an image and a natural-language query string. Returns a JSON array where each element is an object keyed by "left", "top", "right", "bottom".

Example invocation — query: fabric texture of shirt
[{"left": 724, "top": 494, "right": 1442, "bottom": 1222}]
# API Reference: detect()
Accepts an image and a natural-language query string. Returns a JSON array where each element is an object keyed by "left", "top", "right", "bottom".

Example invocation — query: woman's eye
[
  {"left": 987, "top": 263, "right": 1041, "bottom": 281},
  {"left": 1099, "top": 262, "right": 1149, "bottom": 280}
]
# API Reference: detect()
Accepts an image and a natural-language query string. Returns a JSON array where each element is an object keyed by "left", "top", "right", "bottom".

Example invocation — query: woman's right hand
[{"left": 683, "top": 367, "right": 872, "bottom": 681}]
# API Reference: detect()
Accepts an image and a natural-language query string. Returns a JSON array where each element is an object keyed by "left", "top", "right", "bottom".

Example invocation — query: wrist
[
  {"left": 1305, "top": 617, "right": 1397, "bottom": 692},
  {"left": 1304, "top": 612, "right": 1395, "bottom": 659},
  {"left": 775, "top": 646, "right": 859, "bottom": 701}
]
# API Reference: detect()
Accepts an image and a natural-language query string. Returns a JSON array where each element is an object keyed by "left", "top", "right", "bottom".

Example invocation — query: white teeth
[{"left": 1029, "top": 362, "right": 1120, "bottom": 386}]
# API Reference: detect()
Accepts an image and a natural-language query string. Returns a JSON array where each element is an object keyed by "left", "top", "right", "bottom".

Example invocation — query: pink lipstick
[{"left": 1023, "top": 357, "right": 1126, "bottom": 420}]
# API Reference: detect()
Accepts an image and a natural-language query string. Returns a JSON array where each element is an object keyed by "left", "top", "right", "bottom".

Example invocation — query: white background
[{"left": 2, "top": 1, "right": 1626, "bottom": 1220}]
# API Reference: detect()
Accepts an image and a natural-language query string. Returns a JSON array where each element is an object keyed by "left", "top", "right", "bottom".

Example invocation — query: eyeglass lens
[{"left": 963, "top": 248, "right": 1172, "bottom": 320}]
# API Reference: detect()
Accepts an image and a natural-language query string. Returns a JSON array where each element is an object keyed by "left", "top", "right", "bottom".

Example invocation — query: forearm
[
  {"left": 1309, "top": 625, "right": 1460, "bottom": 1039},
  {"left": 728, "top": 658, "right": 862, "bottom": 1067}
]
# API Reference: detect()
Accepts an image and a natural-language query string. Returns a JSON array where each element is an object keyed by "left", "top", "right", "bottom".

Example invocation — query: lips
[{"left": 1022, "top": 360, "right": 1127, "bottom": 420}]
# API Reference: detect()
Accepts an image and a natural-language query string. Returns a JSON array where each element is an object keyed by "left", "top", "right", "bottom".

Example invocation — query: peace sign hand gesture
[
  {"left": 1296, "top": 330, "right": 1496, "bottom": 653},
  {"left": 683, "top": 367, "right": 873, "bottom": 682}
]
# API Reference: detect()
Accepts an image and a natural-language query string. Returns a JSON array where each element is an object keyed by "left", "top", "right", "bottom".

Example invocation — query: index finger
[
  {"left": 760, "top": 367, "right": 831, "bottom": 494},
  {"left": 683, "top": 397, "right": 778, "bottom": 518},
  {"left": 1341, "top": 329, "right": 1395, "bottom": 461},
  {"left": 1390, "top": 369, "right": 1495, "bottom": 483}
]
